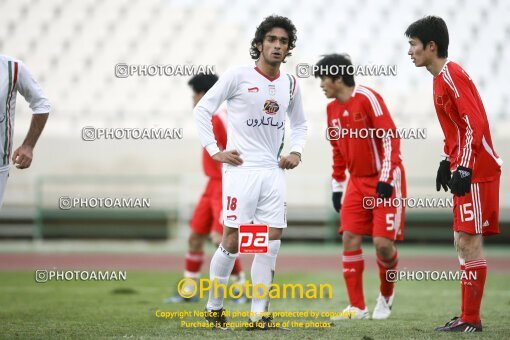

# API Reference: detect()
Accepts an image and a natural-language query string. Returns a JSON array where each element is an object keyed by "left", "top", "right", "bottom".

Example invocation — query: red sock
[
  {"left": 231, "top": 257, "right": 242, "bottom": 276},
  {"left": 460, "top": 263, "right": 465, "bottom": 316},
  {"left": 462, "top": 259, "right": 487, "bottom": 325},
  {"left": 184, "top": 251, "right": 204, "bottom": 278},
  {"left": 342, "top": 249, "right": 365, "bottom": 309},
  {"left": 377, "top": 249, "right": 398, "bottom": 299}
]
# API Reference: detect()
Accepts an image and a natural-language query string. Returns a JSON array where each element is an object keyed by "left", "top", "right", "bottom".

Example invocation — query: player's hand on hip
[
  {"left": 448, "top": 166, "right": 472, "bottom": 197},
  {"left": 279, "top": 153, "right": 300, "bottom": 170},
  {"left": 436, "top": 160, "right": 451, "bottom": 192},
  {"left": 376, "top": 181, "right": 393, "bottom": 198},
  {"left": 332, "top": 192, "right": 342, "bottom": 213},
  {"left": 212, "top": 150, "right": 243, "bottom": 166},
  {"left": 11, "top": 145, "right": 33, "bottom": 169}
]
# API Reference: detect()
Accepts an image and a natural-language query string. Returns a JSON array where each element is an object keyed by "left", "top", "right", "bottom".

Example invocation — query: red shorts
[
  {"left": 190, "top": 178, "right": 223, "bottom": 235},
  {"left": 340, "top": 164, "right": 407, "bottom": 241},
  {"left": 453, "top": 177, "right": 500, "bottom": 236}
]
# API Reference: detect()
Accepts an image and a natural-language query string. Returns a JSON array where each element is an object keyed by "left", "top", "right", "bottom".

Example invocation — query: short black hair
[
  {"left": 314, "top": 53, "right": 355, "bottom": 87},
  {"left": 188, "top": 74, "right": 218, "bottom": 94},
  {"left": 405, "top": 16, "right": 449, "bottom": 58},
  {"left": 250, "top": 15, "right": 297, "bottom": 62}
]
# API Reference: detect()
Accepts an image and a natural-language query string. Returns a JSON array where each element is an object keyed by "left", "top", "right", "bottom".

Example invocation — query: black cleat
[
  {"left": 204, "top": 308, "right": 229, "bottom": 330},
  {"left": 438, "top": 316, "right": 459, "bottom": 328},
  {"left": 246, "top": 314, "right": 290, "bottom": 331},
  {"left": 435, "top": 317, "right": 482, "bottom": 332}
]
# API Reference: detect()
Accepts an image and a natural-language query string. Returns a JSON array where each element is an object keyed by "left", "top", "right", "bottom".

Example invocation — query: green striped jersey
[{"left": 0, "top": 55, "right": 51, "bottom": 170}]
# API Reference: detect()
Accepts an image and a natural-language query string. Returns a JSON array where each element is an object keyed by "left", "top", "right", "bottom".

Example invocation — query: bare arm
[{"left": 12, "top": 113, "right": 49, "bottom": 169}]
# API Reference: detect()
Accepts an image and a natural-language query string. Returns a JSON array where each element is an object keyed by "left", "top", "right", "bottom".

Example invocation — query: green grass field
[{"left": 1, "top": 270, "right": 509, "bottom": 339}]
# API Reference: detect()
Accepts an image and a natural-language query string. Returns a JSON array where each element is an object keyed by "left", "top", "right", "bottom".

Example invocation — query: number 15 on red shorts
[{"left": 239, "top": 225, "right": 268, "bottom": 254}]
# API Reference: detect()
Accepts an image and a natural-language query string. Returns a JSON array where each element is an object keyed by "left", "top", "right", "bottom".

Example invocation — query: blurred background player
[
  {"left": 194, "top": 15, "right": 307, "bottom": 330},
  {"left": 406, "top": 16, "right": 502, "bottom": 332},
  {"left": 166, "top": 74, "right": 246, "bottom": 303},
  {"left": 0, "top": 55, "right": 50, "bottom": 209},
  {"left": 315, "top": 54, "right": 406, "bottom": 320}
]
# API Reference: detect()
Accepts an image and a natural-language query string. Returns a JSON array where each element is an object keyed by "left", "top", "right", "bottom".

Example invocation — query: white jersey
[
  {"left": 194, "top": 65, "right": 307, "bottom": 169},
  {"left": 0, "top": 55, "right": 51, "bottom": 171}
]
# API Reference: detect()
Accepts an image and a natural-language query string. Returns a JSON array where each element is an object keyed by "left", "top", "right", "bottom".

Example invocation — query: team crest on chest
[
  {"left": 263, "top": 99, "right": 280, "bottom": 115},
  {"left": 353, "top": 112, "right": 364, "bottom": 121},
  {"left": 268, "top": 84, "right": 276, "bottom": 96}
]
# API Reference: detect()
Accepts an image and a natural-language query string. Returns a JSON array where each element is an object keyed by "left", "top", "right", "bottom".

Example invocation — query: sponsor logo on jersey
[
  {"left": 248, "top": 87, "right": 259, "bottom": 93},
  {"left": 263, "top": 99, "right": 279, "bottom": 115},
  {"left": 226, "top": 215, "right": 237, "bottom": 221},
  {"left": 435, "top": 95, "right": 443, "bottom": 106},
  {"left": 483, "top": 220, "right": 489, "bottom": 227},
  {"left": 246, "top": 116, "right": 284, "bottom": 129}
]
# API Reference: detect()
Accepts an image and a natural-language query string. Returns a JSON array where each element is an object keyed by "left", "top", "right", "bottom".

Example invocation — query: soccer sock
[
  {"left": 462, "top": 259, "right": 487, "bottom": 325},
  {"left": 342, "top": 249, "right": 366, "bottom": 310},
  {"left": 458, "top": 257, "right": 465, "bottom": 316},
  {"left": 206, "top": 245, "right": 238, "bottom": 310},
  {"left": 184, "top": 251, "right": 204, "bottom": 279},
  {"left": 250, "top": 240, "right": 280, "bottom": 321},
  {"left": 376, "top": 248, "right": 398, "bottom": 300}
]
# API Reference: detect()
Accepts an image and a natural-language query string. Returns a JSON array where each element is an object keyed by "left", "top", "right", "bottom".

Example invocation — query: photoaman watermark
[{"left": 177, "top": 278, "right": 333, "bottom": 299}]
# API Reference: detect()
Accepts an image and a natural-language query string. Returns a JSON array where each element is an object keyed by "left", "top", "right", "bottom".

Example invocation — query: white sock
[
  {"left": 250, "top": 240, "right": 281, "bottom": 321},
  {"left": 206, "top": 245, "right": 238, "bottom": 310}
]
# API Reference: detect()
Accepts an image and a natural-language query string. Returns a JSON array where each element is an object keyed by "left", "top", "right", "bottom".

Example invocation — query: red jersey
[
  {"left": 433, "top": 61, "right": 502, "bottom": 182},
  {"left": 327, "top": 85, "right": 402, "bottom": 185},
  {"left": 203, "top": 107, "right": 227, "bottom": 179}
]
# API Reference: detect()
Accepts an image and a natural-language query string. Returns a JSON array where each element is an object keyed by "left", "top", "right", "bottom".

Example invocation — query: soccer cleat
[
  {"left": 435, "top": 317, "right": 482, "bottom": 332},
  {"left": 372, "top": 293, "right": 394, "bottom": 320},
  {"left": 246, "top": 314, "right": 290, "bottom": 331},
  {"left": 204, "top": 308, "right": 229, "bottom": 330},
  {"left": 330, "top": 305, "right": 370, "bottom": 320},
  {"left": 163, "top": 292, "right": 198, "bottom": 303},
  {"left": 439, "top": 316, "right": 459, "bottom": 327}
]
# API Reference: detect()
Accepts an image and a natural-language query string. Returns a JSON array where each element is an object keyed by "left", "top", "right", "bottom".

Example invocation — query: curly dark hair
[{"left": 250, "top": 15, "right": 297, "bottom": 62}]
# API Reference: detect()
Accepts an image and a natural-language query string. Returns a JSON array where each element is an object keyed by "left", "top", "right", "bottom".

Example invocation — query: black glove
[
  {"left": 376, "top": 181, "right": 393, "bottom": 198},
  {"left": 332, "top": 192, "right": 342, "bottom": 213},
  {"left": 436, "top": 160, "right": 451, "bottom": 192},
  {"left": 448, "top": 166, "right": 472, "bottom": 197}
]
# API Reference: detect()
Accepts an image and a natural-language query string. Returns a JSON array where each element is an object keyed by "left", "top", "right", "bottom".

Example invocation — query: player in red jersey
[
  {"left": 166, "top": 74, "right": 246, "bottom": 303},
  {"left": 406, "top": 16, "right": 503, "bottom": 332},
  {"left": 315, "top": 54, "right": 407, "bottom": 320}
]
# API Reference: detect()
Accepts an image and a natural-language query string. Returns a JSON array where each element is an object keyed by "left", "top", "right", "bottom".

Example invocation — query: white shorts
[
  {"left": 0, "top": 169, "right": 9, "bottom": 209},
  {"left": 222, "top": 167, "right": 287, "bottom": 228}
]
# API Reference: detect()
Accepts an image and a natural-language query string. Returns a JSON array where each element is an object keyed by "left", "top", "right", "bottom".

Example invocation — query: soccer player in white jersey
[
  {"left": 194, "top": 15, "right": 307, "bottom": 330},
  {"left": 0, "top": 55, "right": 50, "bottom": 209}
]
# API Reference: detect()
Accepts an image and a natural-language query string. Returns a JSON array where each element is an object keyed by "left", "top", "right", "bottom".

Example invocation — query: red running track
[{"left": 0, "top": 253, "right": 508, "bottom": 272}]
